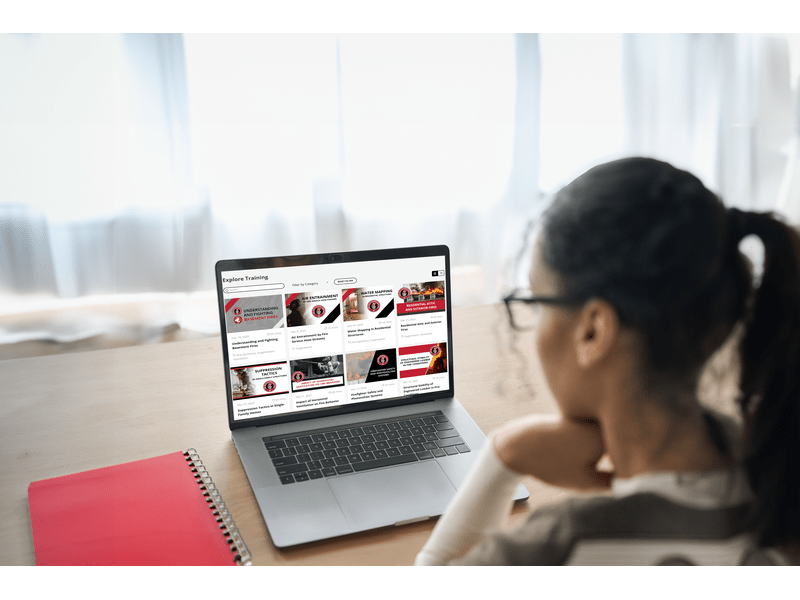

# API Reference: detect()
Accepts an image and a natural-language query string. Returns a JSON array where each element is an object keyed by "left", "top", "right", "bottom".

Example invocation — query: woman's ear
[{"left": 574, "top": 299, "right": 619, "bottom": 368}]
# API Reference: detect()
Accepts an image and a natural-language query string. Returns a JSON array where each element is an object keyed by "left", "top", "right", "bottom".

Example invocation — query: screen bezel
[{"left": 215, "top": 245, "right": 454, "bottom": 431}]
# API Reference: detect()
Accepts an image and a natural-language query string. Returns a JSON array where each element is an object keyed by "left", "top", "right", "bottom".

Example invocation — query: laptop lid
[{"left": 215, "top": 246, "right": 454, "bottom": 431}]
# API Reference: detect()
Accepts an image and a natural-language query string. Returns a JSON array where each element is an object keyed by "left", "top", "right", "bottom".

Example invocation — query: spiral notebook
[{"left": 28, "top": 449, "right": 251, "bottom": 566}]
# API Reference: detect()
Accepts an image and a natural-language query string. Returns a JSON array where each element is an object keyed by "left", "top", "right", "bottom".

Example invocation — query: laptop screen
[{"left": 215, "top": 246, "right": 453, "bottom": 429}]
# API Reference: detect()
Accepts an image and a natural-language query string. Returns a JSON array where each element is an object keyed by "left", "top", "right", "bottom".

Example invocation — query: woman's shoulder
[{"left": 454, "top": 489, "right": 754, "bottom": 565}]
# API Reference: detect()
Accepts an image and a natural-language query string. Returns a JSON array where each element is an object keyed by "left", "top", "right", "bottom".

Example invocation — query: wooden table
[{"left": 0, "top": 303, "right": 572, "bottom": 566}]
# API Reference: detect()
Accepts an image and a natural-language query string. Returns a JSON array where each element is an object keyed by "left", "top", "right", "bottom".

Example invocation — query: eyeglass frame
[{"left": 502, "top": 290, "right": 586, "bottom": 331}]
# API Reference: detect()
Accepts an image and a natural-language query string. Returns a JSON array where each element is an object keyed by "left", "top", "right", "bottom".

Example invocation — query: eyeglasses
[{"left": 502, "top": 290, "right": 584, "bottom": 331}]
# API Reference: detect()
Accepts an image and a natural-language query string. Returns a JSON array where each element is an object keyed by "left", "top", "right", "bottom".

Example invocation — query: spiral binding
[{"left": 184, "top": 449, "right": 252, "bottom": 566}]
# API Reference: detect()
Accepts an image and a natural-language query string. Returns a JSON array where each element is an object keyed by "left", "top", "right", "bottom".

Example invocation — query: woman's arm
[
  {"left": 415, "top": 414, "right": 611, "bottom": 565},
  {"left": 414, "top": 432, "right": 522, "bottom": 565}
]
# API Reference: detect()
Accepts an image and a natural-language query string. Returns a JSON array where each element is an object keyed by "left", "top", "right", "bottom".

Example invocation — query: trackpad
[{"left": 328, "top": 461, "right": 457, "bottom": 531}]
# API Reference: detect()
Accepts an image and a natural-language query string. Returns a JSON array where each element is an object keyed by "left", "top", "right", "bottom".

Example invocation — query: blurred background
[{"left": 2, "top": 33, "right": 800, "bottom": 359}]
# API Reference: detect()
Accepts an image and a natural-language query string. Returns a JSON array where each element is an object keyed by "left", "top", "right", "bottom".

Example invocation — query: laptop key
[
  {"left": 432, "top": 448, "right": 446, "bottom": 458},
  {"left": 322, "top": 468, "right": 337, "bottom": 477},
  {"left": 436, "top": 436, "right": 464, "bottom": 447},
  {"left": 294, "top": 472, "right": 310, "bottom": 482},
  {"left": 351, "top": 453, "right": 418, "bottom": 472},
  {"left": 264, "top": 440, "right": 286, "bottom": 450},
  {"left": 438, "top": 430, "right": 460, "bottom": 439},
  {"left": 416, "top": 451, "right": 434, "bottom": 460},
  {"left": 373, "top": 449, "right": 388, "bottom": 459},
  {"left": 334, "top": 456, "right": 349, "bottom": 466},
  {"left": 423, "top": 417, "right": 437, "bottom": 425},
  {"left": 296, "top": 453, "right": 311, "bottom": 463},
  {"left": 273, "top": 456, "right": 298, "bottom": 467},
  {"left": 309, "top": 470, "right": 323, "bottom": 480},
  {"left": 399, "top": 446, "right": 414, "bottom": 455},
  {"left": 335, "top": 465, "right": 354, "bottom": 475},
  {"left": 348, "top": 454, "right": 363, "bottom": 463},
  {"left": 387, "top": 448, "right": 401, "bottom": 457},
  {"left": 299, "top": 436, "right": 313, "bottom": 444},
  {"left": 268, "top": 449, "right": 283, "bottom": 458},
  {"left": 308, "top": 460, "right": 322, "bottom": 470},
  {"left": 285, "top": 438, "right": 300, "bottom": 446},
  {"left": 435, "top": 423, "right": 454, "bottom": 431},
  {"left": 312, "top": 434, "right": 326, "bottom": 442},
  {"left": 444, "top": 446, "right": 459, "bottom": 456},
  {"left": 321, "top": 458, "right": 336, "bottom": 468},
  {"left": 456, "top": 445, "right": 470, "bottom": 453},
  {"left": 410, "top": 443, "right": 426, "bottom": 453},
  {"left": 276, "top": 463, "right": 308, "bottom": 476},
  {"left": 280, "top": 475, "right": 295, "bottom": 484},
  {"left": 361, "top": 451, "right": 375, "bottom": 461},
  {"left": 435, "top": 415, "right": 449, "bottom": 423}
]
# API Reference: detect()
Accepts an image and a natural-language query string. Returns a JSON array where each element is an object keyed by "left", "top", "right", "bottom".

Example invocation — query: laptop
[{"left": 215, "top": 245, "right": 529, "bottom": 548}]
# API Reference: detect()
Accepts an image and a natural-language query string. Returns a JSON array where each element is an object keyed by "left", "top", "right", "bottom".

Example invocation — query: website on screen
[{"left": 220, "top": 256, "right": 449, "bottom": 421}]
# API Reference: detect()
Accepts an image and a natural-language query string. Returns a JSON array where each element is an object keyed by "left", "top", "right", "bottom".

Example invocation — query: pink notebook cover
[{"left": 28, "top": 450, "right": 247, "bottom": 566}]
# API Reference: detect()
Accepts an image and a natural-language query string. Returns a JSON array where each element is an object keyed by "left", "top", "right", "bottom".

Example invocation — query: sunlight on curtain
[
  {"left": 185, "top": 34, "right": 519, "bottom": 239},
  {"left": 538, "top": 34, "right": 626, "bottom": 193},
  {"left": 184, "top": 34, "right": 340, "bottom": 261},
  {"left": 622, "top": 33, "right": 795, "bottom": 215},
  {"left": 0, "top": 33, "right": 210, "bottom": 344},
  {"left": 184, "top": 34, "right": 528, "bottom": 303},
  {"left": 5, "top": 32, "right": 798, "bottom": 351},
  {"left": 0, "top": 34, "right": 194, "bottom": 222},
  {"left": 336, "top": 34, "right": 519, "bottom": 275},
  {"left": 338, "top": 35, "right": 515, "bottom": 215},
  {"left": 1, "top": 33, "right": 533, "bottom": 347},
  {"left": 775, "top": 34, "right": 800, "bottom": 222},
  {"left": 0, "top": 34, "right": 198, "bottom": 303}
]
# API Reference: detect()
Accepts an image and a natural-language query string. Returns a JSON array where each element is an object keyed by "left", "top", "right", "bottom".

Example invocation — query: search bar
[{"left": 223, "top": 283, "right": 285, "bottom": 293}]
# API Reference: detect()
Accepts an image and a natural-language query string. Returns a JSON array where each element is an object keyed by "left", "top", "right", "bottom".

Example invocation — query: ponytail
[{"left": 730, "top": 208, "right": 800, "bottom": 549}]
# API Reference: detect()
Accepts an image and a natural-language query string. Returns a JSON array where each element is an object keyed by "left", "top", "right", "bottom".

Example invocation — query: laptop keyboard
[{"left": 263, "top": 411, "right": 470, "bottom": 484}]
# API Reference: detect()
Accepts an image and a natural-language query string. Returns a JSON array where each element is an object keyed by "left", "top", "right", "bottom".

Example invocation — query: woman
[{"left": 415, "top": 157, "right": 800, "bottom": 565}]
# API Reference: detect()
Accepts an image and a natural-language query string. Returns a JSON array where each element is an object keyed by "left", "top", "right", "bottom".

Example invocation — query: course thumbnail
[
  {"left": 399, "top": 342, "right": 448, "bottom": 378},
  {"left": 290, "top": 354, "right": 345, "bottom": 391},
  {"left": 284, "top": 291, "right": 341, "bottom": 327},
  {"left": 231, "top": 361, "right": 289, "bottom": 399},
  {"left": 397, "top": 281, "right": 446, "bottom": 315},
  {"left": 346, "top": 349, "right": 398, "bottom": 385},
  {"left": 224, "top": 295, "right": 284, "bottom": 332},
  {"left": 342, "top": 287, "right": 395, "bottom": 321}
]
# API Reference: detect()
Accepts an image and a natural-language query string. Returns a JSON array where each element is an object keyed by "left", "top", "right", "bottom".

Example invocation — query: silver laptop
[{"left": 215, "top": 245, "right": 528, "bottom": 548}]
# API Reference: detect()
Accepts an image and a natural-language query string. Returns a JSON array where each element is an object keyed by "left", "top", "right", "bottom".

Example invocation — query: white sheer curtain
[
  {"left": 184, "top": 34, "right": 537, "bottom": 303},
  {"left": 506, "top": 33, "right": 799, "bottom": 290},
  {"left": 537, "top": 34, "right": 627, "bottom": 193},
  {"left": 0, "top": 34, "right": 201, "bottom": 299},
  {"left": 536, "top": 33, "right": 798, "bottom": 216},
  {"left": 6, "top": 33, "right": 795, "bottom": 348},
  {"left": 0, "top": 33, "right": 219, "bottom": 343},
  {"left": 532, "top": 33, "right": 797, "bottom": 280},
  {"left": 622, "top": 33, "right": 795, "bottom": 214},
  {"left": 619, "top": 33, "right": 798, "bottom": 274},
  {"left": 1, "top": 33, "right": 538, "bottom": 344}
]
